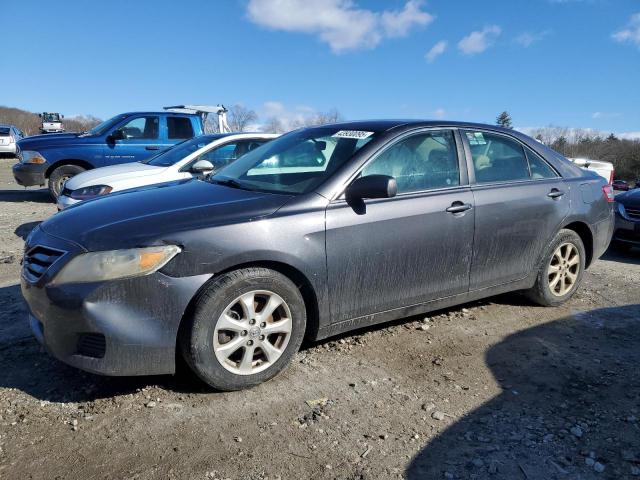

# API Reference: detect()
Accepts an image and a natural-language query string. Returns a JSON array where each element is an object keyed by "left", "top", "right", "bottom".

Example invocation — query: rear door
[
  {"left": 325, "top": 129, "right": 475, "bottom": 323},
  {"left": 105, "top": 115, "right": 162, "bottom": 164},
  {"left": 463, "top": 130, "right": 569, "bottom": 290}
]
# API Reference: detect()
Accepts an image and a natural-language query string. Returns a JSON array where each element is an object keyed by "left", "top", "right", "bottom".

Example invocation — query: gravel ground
[{"left": 0, "top": 157, "right": 639, "bottom": 480}]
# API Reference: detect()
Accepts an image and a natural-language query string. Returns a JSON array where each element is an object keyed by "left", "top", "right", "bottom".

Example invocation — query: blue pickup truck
[{"left": 13, "top": 109, "right": 209, "bottom": 199}]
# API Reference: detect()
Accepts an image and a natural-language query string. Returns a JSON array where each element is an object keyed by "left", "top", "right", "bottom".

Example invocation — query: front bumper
[
  {"left": 56, "top": 194, "right": 80, "bottom": 210},
  {"left": 13, "top": 162, "right": 48, "bottom": 187},
  {"left": 21, "top": 228, "right": 212, "bottom": 376}
]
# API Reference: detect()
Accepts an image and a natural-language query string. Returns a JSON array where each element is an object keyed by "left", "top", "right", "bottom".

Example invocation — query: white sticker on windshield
[
  {"left": 332, "top": 130, "right": 374, "bottom": 139},
  {"left": 466, "top": 132, "right": 487, "bottom": 145}
]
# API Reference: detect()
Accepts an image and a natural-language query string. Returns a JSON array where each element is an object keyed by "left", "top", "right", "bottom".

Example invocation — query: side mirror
[
  {"left": 346, "top": 175, "right": 397, "bottom": 200},
  {"left": 109, "top": 129, "right": 125, "bottom": 141},
  {"left": 191, "top": 159, "right": 214, "bottom": 173},
  {"left": 61, "top": 115, "right": 64, "bottom": 119}
]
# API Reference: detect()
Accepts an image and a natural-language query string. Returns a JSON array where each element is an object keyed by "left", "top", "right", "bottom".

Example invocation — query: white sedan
[{"left": 57, "top": 133, "right": 278, "bottom": 209}]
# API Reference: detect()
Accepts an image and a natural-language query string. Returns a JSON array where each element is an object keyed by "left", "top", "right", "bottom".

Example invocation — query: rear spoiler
[{"left": 163, "top": 104, "right": 230, "bottom": 133}]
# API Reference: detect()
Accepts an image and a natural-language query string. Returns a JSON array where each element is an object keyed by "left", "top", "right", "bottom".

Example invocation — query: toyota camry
[{"left": 21, "top": 120, "right": 614, "bottom": 390}]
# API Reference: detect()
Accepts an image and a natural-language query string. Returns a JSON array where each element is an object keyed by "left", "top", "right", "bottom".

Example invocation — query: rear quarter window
[{"left": 167, "top": 117, "right": 195, "bottom": 140}]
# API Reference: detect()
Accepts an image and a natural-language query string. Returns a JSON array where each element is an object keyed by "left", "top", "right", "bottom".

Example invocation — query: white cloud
[
  {"left": 619, "top": 131, "right": 640, "bottom": 140},
  {"left": 515, "top": 30, "right": 550, "bottom": 47},
  {"left": 433, "top": 108, "right": 446, "bottom": 119},
  {"left": 592, "top": 112, "right": 621, "bottom": 119},
  {"left": 425, "top": 40, "right": 447, "bottom": 62},
  {"left": 246, "top": 0, "right": 434, "bottom": 53},
  {"left": 458, "top": 25, "right": 501, "bottom": 55},
  {"left": 259, "top": 101, "right": 320, "bottom": 130},
  {"left": 612, "top": 13, "right": 640, "bottom": 48}
]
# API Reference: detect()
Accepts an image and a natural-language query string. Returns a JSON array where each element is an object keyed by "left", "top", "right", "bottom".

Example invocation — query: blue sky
[{"left": 3, "top": 0, "right": 639, "bottom": 135}]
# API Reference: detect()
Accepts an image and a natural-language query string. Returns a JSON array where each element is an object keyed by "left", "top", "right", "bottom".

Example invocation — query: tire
[
  {"left": 180, "top": 267, "right": 306, "bottom": 391},
  {"left": 48, "top": 164, "right": 85, "bottom": 200},
  {"left": 526, "top": 229, "right": 586, "bottom": 307}
]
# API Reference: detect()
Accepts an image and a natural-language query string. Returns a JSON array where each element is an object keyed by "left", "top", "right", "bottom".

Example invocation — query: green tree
[{"left": 496, "top": 111, "right": 513, "bottom": 129}]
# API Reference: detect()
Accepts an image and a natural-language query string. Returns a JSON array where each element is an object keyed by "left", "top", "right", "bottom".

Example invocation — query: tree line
[
  {"left": 0, "top": 106, "right": 102, "bottom": 135},
  {"left": 497, "top": 111, "right": 640, "bottom": 181},
  {"left": 528, "top": 126, "right": 640, "bottom": 181}
]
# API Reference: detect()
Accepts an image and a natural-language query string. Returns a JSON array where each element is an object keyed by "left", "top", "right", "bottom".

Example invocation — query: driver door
[
  {"left": 105, "top": 115, "right": 162, "bottom": 165},
  {"left": 325, "top": 129, "right": 475, "bottom": 324}
]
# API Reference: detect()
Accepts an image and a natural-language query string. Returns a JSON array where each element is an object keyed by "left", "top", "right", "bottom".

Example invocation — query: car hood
[
  {"left": 65, "top": 162, "right": 166, "bottom": 189},
  {"left": 616, "top": 189, "right": 640, "bottom": 209},
  {"left": 18, "top": 132, "right": 96, "bottom": 150},
  {"left": 40, "top": 179, "right": 294, "bottom": 251}
]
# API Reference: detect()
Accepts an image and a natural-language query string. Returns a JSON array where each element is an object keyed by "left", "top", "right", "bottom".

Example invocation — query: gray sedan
[{"left": 21, "top": 120, "right": 614, "bottom": 390}]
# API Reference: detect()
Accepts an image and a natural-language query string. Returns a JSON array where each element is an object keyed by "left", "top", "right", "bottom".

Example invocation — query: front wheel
[
  {"left": 180, "top": 268, "right": 306, "bottom": 391},
  {"left": 48, "top": 164, "right": 85, "bottom": 200},
  {"left": 526, "top": 229, "right": 586, "bottom": 307}
]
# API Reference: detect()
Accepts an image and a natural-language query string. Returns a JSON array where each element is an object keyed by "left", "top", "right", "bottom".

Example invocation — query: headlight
[
  {"left": 50, "top": 245, "right": 181, "bottom": 285},
  {"left": 69, "top": 185, "right": 113, "bottom": 200},
  {"left": 21, "top": 150, "right": 47, "bottom": 164}
]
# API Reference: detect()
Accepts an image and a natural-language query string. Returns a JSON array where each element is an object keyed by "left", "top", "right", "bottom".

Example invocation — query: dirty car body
[{"left": 21, "top": 121, "right": 614, "bottom": 379}]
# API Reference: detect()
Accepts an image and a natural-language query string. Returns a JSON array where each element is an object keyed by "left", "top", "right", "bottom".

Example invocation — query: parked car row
[
  {"left": 57, "top": 133, "right": 278, "bottom": 209},
  {"left": 20, "top": 119, "right": 616, "bottom": 391},
  {"left": 0, "top": 124, "right": 25, "bottom": 156}
]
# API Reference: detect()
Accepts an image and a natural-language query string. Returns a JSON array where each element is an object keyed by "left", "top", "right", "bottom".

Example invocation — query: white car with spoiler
[{"left": 57, "top": 132, "right": 278, "bottom": 210}]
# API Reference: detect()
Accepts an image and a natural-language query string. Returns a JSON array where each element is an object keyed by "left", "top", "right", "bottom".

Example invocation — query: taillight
[
  {"left": 609, "top": 169, "right": 614, "bottom": 185},
  {"left": 602, "top": 184, "right": 615, "bottom": 203},
  {"left": 8, "top": 136, "right": 15, "bottom": 144}
]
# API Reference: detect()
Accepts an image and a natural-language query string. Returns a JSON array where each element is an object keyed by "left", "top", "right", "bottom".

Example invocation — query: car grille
[
  {"left": 76, "top": 333, "right": 106, "bottom": 358},
  {"left": 625, "top": 207, "right": 640, "bottom": 220},
  {"left": 22, "top": 245, "right": 66, "bottom": 282}
]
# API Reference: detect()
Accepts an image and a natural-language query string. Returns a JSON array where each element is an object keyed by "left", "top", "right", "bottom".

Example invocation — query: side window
[
  {"left": 119, "top": 116, "right": 159, "bottom": 140},
  {"left": 525, "top": 147, "right": 558, "bottom": 179},
  {"left": 167, "top": 117, "right": 194, "bottom": 140},
  {"left": 361, "top": 130, "right": 459, "bottom": 194},
  {"left": 200, "top": 142, "right": 241, "bottom": 170},
  {"left": 466, "top": 131, "right": 529, "bottom": 183}
]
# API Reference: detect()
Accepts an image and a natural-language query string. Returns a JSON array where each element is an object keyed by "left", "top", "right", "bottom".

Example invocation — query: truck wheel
[
  {"left": 525, "top": 229, "right": 586, "bottom": 307},
  {"left": 180, "top": 268, "right": 306, "bottom": 391},
  {"left": 48, "top": 165, "right": 85, "bottom": 200}
]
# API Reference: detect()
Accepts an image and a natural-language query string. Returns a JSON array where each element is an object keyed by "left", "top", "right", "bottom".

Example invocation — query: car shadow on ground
[
  {"left": 0, "top": 283, "right": 541, "bottom": 404},
  {"left": 0, "top": 188, "right": 51, "bottom": 204},
  {"left": 406, "top": 304, "right": 640, "bottom": 480},
  {"left": 601, "top": 246, "right": 640, "bottom": 266}
]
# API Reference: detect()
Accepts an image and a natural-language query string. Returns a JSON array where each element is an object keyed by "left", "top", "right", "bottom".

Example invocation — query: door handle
[
  {"left": 547, "top": 189, "right": 565, "bottom": 199},
  {"left": 145, "top": 146, "right": 160, "bottom": 151},
  {"left": 446, "top": 202, "right": 473, "bottom": 214}
]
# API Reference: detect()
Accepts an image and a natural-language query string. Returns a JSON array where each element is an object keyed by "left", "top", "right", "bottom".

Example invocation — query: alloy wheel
[
  {"left": 213, "top": 290, "right": 292, "bottom": 375},
  {"left": 547, "top": 242, "right": 580, "bottom": 297}
]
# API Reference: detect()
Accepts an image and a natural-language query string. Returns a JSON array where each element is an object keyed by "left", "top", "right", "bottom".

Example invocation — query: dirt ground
[{"left": 0, "top": 157, "right": 639, "bottom": 480}]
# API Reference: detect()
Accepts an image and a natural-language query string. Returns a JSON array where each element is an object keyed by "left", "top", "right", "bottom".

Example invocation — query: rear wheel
[
  {"left": 180, "top": 268, "right": 306, "bottom": 391},
  {"left": 48, "top": 164, "right": 85, "bottom": 200},
  {"left": 526, "top": 229, "right": 586, "bottom": 306}
]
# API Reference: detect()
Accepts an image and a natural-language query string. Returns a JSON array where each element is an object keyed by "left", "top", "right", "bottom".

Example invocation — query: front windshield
[
  {"left": 143, "top": 135, "right": 222, "bottom": 167},
  {"left": 86, "top": 114, "right": 128, "bottom": 136},
  {"left": 211, "top": 126, "right": 379, "bottom": 194}
]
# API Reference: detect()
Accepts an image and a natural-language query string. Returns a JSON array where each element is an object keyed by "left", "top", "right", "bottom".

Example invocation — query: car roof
[{"left": 306, "top": 119, "right": 525, "bottom": 135}]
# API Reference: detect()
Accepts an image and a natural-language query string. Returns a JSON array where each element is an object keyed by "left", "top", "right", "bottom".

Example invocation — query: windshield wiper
[{"left": 212, "top": 177, "right": 252, "bottom": 191}]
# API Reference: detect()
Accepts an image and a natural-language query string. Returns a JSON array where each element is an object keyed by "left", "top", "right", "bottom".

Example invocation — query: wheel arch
[
  {"left": 562, "top": 221, "right": 594, "bottom": 268},
  {"left": 45, "top": 159, "right": 94, "bottom": 178},
  {"left": 176, "top": 260, "right": 321, "bottom": 358}
]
